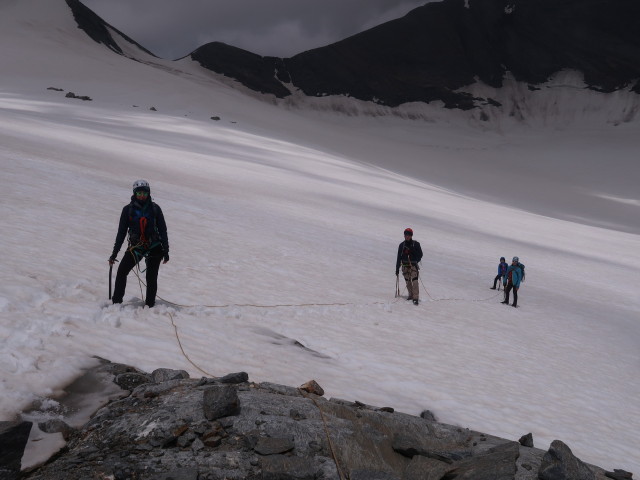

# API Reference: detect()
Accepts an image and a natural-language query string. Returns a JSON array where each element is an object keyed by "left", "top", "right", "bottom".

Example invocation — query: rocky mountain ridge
[
  {"left": 189, "top": 0, "right": 640, "bottom": 110},
  {"left": 62, "top": 0, "right": 640, "bottom": 118},
  {"left": 2, "top": 360, "right": 634, "bottom": 480}
]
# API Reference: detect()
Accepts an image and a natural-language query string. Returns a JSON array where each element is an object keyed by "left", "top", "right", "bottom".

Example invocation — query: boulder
[
  {"left": 538, "top": 440, "right": 595, "bottom": 480},
  {"left": 403, "top": 456, "right": 450, "bottom": 480},
  {"left": 420, "top": 410, "right": 438, "bottom": 422},
  {"left": 38, "top": 419, "right": 74, "bottom": 440},
  {"left": 519, "top": 432, "right": 534, "bottom": 448},
  {"left": 254, "top": 436, "right": 295, "bottom": 455},
  {"left": 392, "top": 430, "right": 472, "bottom": 463},
  {"left": 114, "top": 371, "right": 152, "bottom": 390},
  {"left": 441, "top": 441, "right": 520, "bottom": 480},
  {"left": 203, "top": 385, "right": 240, "bottom": 420},
  {"left": 151, "top": 368, "right": 189, "bottom": 383},
  {"left": 605, "top": 469, "right": 634, "bottom": 480},
  {"left": 0, "top": 421, "right": 33, "bottom": 480},
  {"left": 300, "top": 379, "right": 324, "bottom": 396},
  {"left": 260, "top": 454, "right": 317, "bottom": 480},
  {"left": 218, "top": 371, "right": 249, "bottom": 384}
]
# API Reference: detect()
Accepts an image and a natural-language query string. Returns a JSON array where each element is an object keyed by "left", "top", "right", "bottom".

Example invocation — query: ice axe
[{"left": 108, "top": 258, "right": 118, "bottom": 300}]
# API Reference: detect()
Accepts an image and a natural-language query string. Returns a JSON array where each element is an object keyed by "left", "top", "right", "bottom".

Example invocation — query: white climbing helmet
[{"left": 132, "top": 179, "right": 150, "bottom": 192}]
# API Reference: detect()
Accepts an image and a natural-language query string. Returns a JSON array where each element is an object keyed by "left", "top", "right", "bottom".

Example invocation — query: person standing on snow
[
  {"left": 491, "top": 257, "right": 509, "bottom": 290},
  {"left": 501, "top": 256, "right": 522, "bottom": 308},
  {"left": 395, "top": 228, "right": 423, "bottom": 305},
  {"left": 109, "top": 180, "right": 169, "bottom": 308}
]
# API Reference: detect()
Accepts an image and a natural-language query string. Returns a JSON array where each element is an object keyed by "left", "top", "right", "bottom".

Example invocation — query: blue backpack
[{"left": 517, "top": 262, "right": 525, "bottom": 281}]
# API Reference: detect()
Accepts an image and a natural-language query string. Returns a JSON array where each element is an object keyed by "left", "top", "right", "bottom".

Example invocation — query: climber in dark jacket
[
  {"left": 109, "top": 179, "right": 169, "bottom": 307},
  {"left": 395, "top": 228, "right": 423, "bottom": 305},
  {"left": 491, "top": 257, "right": 509, "bottom": 289}
]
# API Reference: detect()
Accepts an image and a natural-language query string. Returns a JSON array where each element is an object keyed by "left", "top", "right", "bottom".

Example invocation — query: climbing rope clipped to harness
[
  {"left": 138, "top": 216, "right": 148, "bottom": 247},
  {"left": 127, "top": 244, "right": 150, "bottom": 301}
]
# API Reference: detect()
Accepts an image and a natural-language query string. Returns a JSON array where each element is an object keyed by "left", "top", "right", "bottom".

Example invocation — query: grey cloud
[{"left": 81, "top": 0, "right": 431, "bottom": 58}]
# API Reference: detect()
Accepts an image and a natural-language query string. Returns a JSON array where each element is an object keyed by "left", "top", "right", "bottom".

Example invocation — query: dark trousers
[
  {"left": 112, "top": 245, "right": 163, "bottom": 307},
  {"left": 492, "top": 274, "right": 503, "bottom": 289},
  {"left": 503, "top": 281, "right": 518, "bottom": 306}
]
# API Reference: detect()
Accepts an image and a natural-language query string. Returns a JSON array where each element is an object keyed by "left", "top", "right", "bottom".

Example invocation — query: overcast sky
[{"left": 81, "top": 0, "right": 430, "bottom": 59}]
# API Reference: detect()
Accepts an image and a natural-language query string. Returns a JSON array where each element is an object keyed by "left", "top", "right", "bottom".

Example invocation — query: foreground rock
[
  {"left": 17, "top": 363, "right": 630, "bottom": 480},
  {"left": 0, "top": 421, "right": 32, "bottom": 480}
]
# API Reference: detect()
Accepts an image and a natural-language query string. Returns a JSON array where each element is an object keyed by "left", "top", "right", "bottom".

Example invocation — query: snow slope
[{"left": 1, "top": 0, "right": 639, "bottom": 474}]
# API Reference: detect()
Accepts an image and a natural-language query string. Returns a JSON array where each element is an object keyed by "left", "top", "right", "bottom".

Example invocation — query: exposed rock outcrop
[
  {"left": 0, "top": 421, "right": 32, "bottom": 480},
  {"left": 65, "top": 0, "right": 155, "bottom": 57},
  {"left": 14, "top": 361, "right": 630, "bottom": 480}
]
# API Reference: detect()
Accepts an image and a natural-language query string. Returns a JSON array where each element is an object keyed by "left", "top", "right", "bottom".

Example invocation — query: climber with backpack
[
  {"left": 395, "top": 228, "right": 423, "bottom": 305},
  {"left": 491, "top": 257, "right": 509, "bottom": 290},
  {"left": 108, "top": 180, "right": 169, "bottom": 307},
  {"left": 501, "top": 256, "right": 523, "bottom": 308}
]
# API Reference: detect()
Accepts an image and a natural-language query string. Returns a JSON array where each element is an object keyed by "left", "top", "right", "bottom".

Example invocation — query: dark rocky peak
[
  {"left": 190, "top": 0, "right": 640, "bottom": 109},
  {"left": 190, "top": 42, "right": 289, "bottom": 97},
  {"left": 65, "top": 0, "right": 156, "bottom": 57}
]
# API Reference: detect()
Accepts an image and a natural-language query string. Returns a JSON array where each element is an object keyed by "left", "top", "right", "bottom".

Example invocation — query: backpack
[{"left": 517, "top": 262, "right": 525, "bottom": 281}]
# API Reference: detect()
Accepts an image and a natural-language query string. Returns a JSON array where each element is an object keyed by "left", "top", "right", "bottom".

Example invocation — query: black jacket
[
  {"left": 396, "top": 240, "right": 423, "bottom": 273},
  {"left": 112, "top": 196, "right": 169, "bottom": 257}
]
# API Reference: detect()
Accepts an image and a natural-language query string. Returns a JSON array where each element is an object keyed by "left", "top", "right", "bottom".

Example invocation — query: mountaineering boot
[{"left": 413, "top": 299, "right": 419, "bottom": 305}]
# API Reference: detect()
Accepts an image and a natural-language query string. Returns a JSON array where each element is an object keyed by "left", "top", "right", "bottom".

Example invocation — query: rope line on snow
[
  {"left": 128, "top": 267, "right": 500, "bottom": 391},
  {"left": 131, "top": 266, "right": 393, "bottom": 309},
  {"left": 420, "top": 276, "right": 503, "bottom": 303},
  {"left": 126, "top": 265, "right": 502, "bottom": 480},
  {"left": 166, "top": 310, "right": 217, "bottom": 378},
  {"left": 165, "top": 301, "right": 348, "bottom": 480},
  {"left": 165, "top": 319, "right": 342, "bottom": 480},
  {"left": 124, "top": 263, "right": 502, "bottom": 480},
  {"left": 395, "top": 270, "right": 503, "bottom": 304},
  {"left": 132, "top": 263, "right": 501, "bottom": 309}
]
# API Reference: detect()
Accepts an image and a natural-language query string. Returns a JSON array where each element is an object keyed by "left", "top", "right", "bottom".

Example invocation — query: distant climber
[
  {"left": 395, "top": 228, "right": 423, "bottom": 305},
  {"left": 501, "top": 256, "right": 522, "bottom": 308},
  {"left": 491, "top": 257, "right": 508, "bottom": 290}
]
